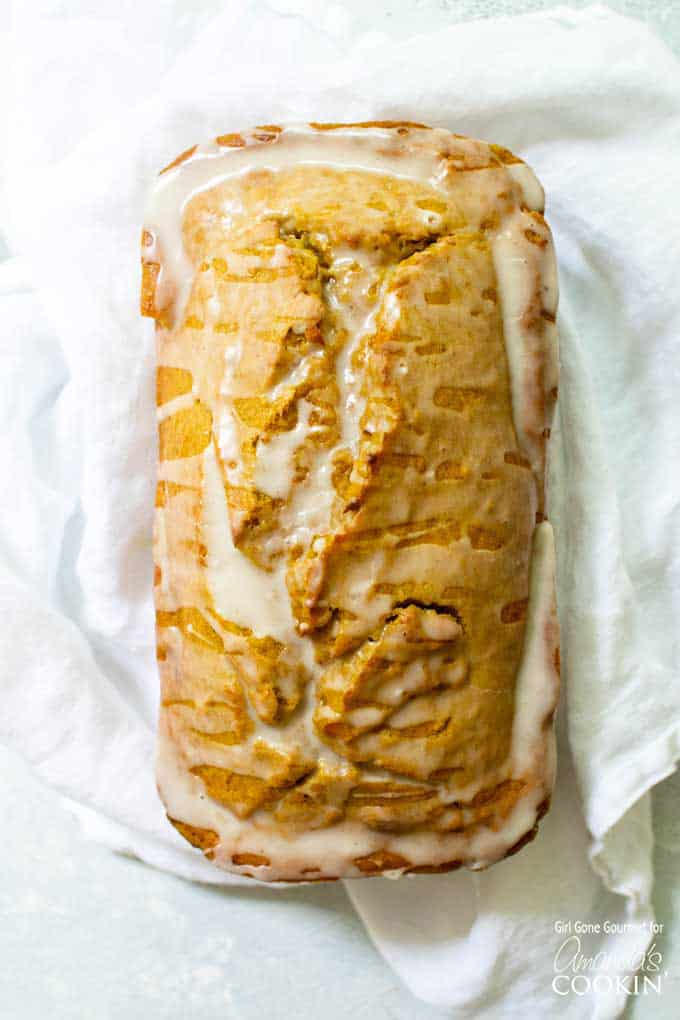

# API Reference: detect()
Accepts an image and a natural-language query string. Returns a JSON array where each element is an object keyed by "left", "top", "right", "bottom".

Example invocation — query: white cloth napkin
[{"left": 3, "top": 3, "right": 680, "bottom": 1016}]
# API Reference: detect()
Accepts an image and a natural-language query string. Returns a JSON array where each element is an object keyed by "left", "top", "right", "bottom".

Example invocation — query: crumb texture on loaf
[{"left": 143, "top": 123, "right": 559, "bottom": 881}]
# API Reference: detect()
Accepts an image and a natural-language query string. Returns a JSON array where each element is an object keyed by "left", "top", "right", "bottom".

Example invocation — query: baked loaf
[{"left": 142, "top": 122, "right": 560, "bottom": 882}]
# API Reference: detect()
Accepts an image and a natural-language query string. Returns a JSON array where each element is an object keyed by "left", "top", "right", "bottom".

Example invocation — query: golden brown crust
[
  {"left": 145, "top": 123, "right": 559, "bottom": 881},
  {"left": 309, "top": 120, "right": 429, "bottom": 131},
  {"left": 159, "top": 144, "right": 198, "bottom": 176}
]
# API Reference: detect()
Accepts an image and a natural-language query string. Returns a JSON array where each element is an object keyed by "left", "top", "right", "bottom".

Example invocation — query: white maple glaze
[
  {"left": 202, "top": 442, "right": 294, "bottom": 641},
  {"left": 216, "top": 338, "right": 243, "bottom": 485},
  {"left": 156, "top": 390, "right": 196, "bottom": 422},
  {"left": 252, "top": 398, "right": 315, "bottom": 500},
  {"left": 326, "top": 246, "right": 385, "bottom": 453},
  {"left": 510, "top": 522, "right": 559, "bottom": 779},
  {"left": 150, "top": 124, "right": 559, "bottom": 880},
  {"left": 492, "top": 211, "right": 559, "bottom": 485}
]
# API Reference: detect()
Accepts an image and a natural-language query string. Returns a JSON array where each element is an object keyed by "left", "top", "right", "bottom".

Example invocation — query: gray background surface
[{"left": 2, "top": 2, "right": 679, "bottom": 1018}]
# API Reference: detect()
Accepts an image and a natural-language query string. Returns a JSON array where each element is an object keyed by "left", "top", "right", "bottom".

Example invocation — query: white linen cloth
[{"left": 2, "top": 3, "right": 679, "bottom": 1016}]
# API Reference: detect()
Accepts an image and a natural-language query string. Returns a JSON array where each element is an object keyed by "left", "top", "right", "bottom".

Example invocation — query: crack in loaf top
[{"left": 143, "top": 122, "right": 560, "bottom": 882}]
